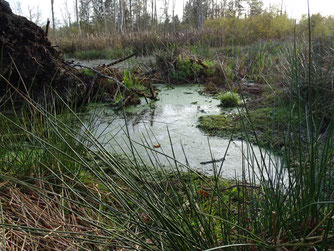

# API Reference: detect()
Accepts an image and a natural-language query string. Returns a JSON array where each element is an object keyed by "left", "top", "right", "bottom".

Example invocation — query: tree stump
[{"left": 0, "top": 0, "right": 92, "bottom": 108}]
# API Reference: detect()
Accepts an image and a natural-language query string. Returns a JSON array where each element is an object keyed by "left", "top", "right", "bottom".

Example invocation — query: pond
[{"left": 84, "top": 83, "right": 281, "bottom": 181}]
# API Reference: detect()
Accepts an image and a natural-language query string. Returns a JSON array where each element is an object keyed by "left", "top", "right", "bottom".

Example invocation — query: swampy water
[{"left": 85, "top": 84, "right": 281, "bottom": 180}]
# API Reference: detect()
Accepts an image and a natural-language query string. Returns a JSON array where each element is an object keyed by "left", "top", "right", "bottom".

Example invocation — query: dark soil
[{"left": 0, "top": 0, "right": 93, "bottom": 108}]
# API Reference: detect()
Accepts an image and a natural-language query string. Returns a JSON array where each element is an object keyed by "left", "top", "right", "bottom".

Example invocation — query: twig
[
  {"left": 43, "top": 225, "right": 61, "bottom": 239},
  {"left": 45, "top": 19, "right": 50, "bottom": 37},
  {"left": 148, "top": 84, "right": 157, "bottom": 101},
  {"left": 200, "top": 158, "right": 225, "bottom": 165},
  {"left": 106, "top": 53, "right": 136, "bottom": 67},
  {"left": 71, "top": 63, "right": 130, "bottom": 92}
]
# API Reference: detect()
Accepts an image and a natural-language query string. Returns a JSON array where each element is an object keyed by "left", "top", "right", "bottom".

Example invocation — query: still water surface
[{"left": 84, "top": 84, "right": 281, "bottom": 181}]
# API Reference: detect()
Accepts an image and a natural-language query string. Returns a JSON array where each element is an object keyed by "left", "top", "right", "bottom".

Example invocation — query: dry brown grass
[
  {"left": 0, "top": 181, "right": 115, "bottom": 250},
  {"left": 50, "top": 29, "right": 228, "bottom": 55}
]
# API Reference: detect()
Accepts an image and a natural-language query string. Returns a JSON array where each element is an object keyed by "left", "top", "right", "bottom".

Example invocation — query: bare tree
[
  {"left": 129, "top": 0, "right": 133, "bottom": 31},
  {"left": 61, "top": 0, "right": 72, "bottom": 27},
  {"left": 197, "top": 0, "right": 203, "bottom": 29},
  {"left": 235, "top": 0, "right": 245, "bottom": 18},
  {"left": 162, "top": 0, "right": 170, "bottom": 33},
  {"left": 27, "top": 5, "right": 34, "bottom": 21},
  {"left": 154, "top": 0, "right": 157, "bottom": 28},
  {"left": 171, "top": 0, "right": 176, "bottom": 32},
  {"left": 114, "top": 0, "right": 117, "bottom": 31},
  {"left": 79, "top": 0, "right": 91, "bottom": 30},
  {"left": 27, "top": 5, "right": 42, "bottom": 25},
  {"left": 75, "top": 0, "right": 82, "bottom": 35},
  {"left": 12, "top": 1, "right": 22, "bottom": 15},
  {"left": 248, "top": 0, "right": 264, "bottom": 17},
  {"left": 51, "top": 0, "right": 56, "bottom": 32},
  {"left": 151, "top": 0, "right": 154, "bottom": 30},
  {"left": 280, "top": 0, "right": 284, "bottom": 15},
  {"left": 118, "top": 0, "right": 124, "bottom": 33},
  {"left": 221, "top": 0, "right": 228, "bottom": 17}
]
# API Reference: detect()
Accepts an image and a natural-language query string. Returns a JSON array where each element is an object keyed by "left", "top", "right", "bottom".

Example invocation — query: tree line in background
[
  {"left": 51, "top": 0, "right": 333, "bottom": 40},
  {"left": 13, "top": 0, "right": 334, "bottom": 42},
  {"left": 57, "top": 0, "right": 272, "bottom": 33}
]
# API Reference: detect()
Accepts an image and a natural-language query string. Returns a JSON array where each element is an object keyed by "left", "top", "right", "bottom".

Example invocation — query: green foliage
[
  {"left": 218, "top": 91, "right": 242, "bottom": 107},
  {"left": 155, "top": 42, "right": 180, "bottom": 74},
  {"left": 202, "top": 60, "right": 216, "bottom": 76},
  {"left": 52, "top": 12, "right": 334, "bottom": 59},
  {"left": 170, "top": 55, "right": 216, "bottom": 83},
  {"left": 83, "top": 68, "right": 94, "bottom": 77},
  {"left": 190, "top": 42, "right": 210, "bottom": 58},
  {"left": 298, "top": 14, "right": 334, "bottom": 38},
  {"left": 123, "top": 70, "right": 144, "bottom": 90},
  {"left": 114, "top": 93, "right": 123, "bottom": 103},
  {"left": 204, "top": 13, "right": 294, "bottom": 44},
  {"left": 170, "top": 56, "right": 199, "bottom": 81},
  {"left": 0, "top": 109, "right": 86, "bottom": 179}
]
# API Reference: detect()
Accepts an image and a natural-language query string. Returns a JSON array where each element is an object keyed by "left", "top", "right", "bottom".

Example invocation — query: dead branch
[
  {"left": 45, "top": 19, "right": 50, "bottom": 37},
  {"left": 200, "top": 158, "right": 225, "bottom": 165},
  {"left": 106, "top": 53, "right": 136, "bottom": 67},
  {"left": 71, "top": 63, "right": 130, "bottom": 92}
]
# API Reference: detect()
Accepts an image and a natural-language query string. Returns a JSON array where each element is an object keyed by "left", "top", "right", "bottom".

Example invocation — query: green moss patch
[
  {"left": 198, "top": 114, "right": 237, "bottom": 133},
  {"left": 198, "top": 106, "right": 299, "bottom": 150},
  {"left": 218, "top": 91, "right": 242, "bottom": 107}
]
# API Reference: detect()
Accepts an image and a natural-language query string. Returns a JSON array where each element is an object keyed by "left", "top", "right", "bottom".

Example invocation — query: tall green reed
[{"left": 0, "top": 82, "right": 274, "bottom": 249}]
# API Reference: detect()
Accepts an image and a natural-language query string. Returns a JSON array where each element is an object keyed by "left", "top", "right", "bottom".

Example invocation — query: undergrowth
[{"left": 0, "top": 8, "right": 333, "bottom": 250}]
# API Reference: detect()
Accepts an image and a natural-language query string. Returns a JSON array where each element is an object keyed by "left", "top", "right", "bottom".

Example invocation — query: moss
[
  {"left": 198, "top": 106, "right": 299, "bottom": 151},
  {"left": 198, "top": 114, "right": 237, "bottom": 134},
  {"left": 218, "top": 91, "right": 242, "bottom": 107}
]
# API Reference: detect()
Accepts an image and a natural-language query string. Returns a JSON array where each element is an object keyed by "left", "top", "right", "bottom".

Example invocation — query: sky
[{"left": 5, "top": 0, "right": 334, "bottom": 26}]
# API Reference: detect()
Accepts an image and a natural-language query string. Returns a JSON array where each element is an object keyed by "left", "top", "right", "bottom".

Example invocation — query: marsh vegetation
[{"left": 0, "top": 0, "right": 334, "bottom": 249}]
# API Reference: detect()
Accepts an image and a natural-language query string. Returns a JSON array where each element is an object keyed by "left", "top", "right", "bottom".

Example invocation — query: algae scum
[{"left": 85, "top": 84, "right": 280, "bottom": 180}]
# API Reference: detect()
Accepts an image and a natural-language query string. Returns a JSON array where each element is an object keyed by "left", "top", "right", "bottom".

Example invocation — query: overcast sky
[{"left": 6, "top": 0, "right": 334, "bottom": 26}]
